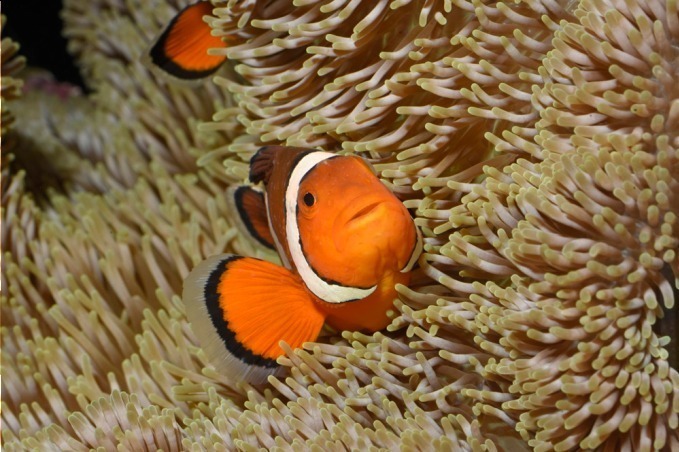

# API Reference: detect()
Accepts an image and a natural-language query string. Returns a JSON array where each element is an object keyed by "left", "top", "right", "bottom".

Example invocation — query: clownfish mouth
[{"left": 348, "top": 202, "right": 382, "bottom": 222}]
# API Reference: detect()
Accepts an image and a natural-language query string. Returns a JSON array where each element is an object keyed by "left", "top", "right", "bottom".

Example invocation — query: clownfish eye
[{"left": 303, "top": 192, "right": 315, "bottom": 207}]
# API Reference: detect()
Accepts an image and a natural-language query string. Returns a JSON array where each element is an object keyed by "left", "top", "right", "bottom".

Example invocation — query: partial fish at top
[{"left": 146, "top": 1, "right": 229, "bottom": 82}]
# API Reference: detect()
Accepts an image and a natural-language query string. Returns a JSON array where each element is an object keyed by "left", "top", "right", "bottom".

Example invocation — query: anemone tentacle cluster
[
  {"left": 2, "top": 0, "right": 678, "bottom": 450},
  {"left": 1, "top": 15, "right": 26, "bottom": 154}
]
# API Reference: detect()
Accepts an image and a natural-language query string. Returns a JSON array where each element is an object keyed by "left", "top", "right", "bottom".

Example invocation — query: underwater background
[{"left": 2, "top": 0, "right": 678, "bottom": 450}]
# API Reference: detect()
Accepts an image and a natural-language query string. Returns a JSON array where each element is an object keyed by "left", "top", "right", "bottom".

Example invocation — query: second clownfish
[
  {"left": 183, "top": 146, "right": 422, "bottom": 383},
  {"left": 146, "top": 1, "right": 228, "bottom": 81}
]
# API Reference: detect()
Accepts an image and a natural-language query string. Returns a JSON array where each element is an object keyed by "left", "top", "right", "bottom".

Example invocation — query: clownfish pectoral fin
[
  {"left": 146, "top": 1, "right": 227, "bottom": 81},
  {"left": 182, "top": 254, "right": 326, "bottom": 384},
  {"left": 227, "top": 185, "right": 276, "bottom": 251}
]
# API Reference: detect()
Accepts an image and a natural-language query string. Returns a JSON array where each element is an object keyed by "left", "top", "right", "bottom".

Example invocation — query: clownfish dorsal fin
[
  {"left": 182, "top": 254, "right": 326, "bottom": 384},
  {"left": 249, "top": 146, "right": 281, "bottom": 185},
  {"left": 227, "top": 185, "right": 275, "bottom": 251},
  {"left": 146, "top": 1, "right": 227, "bottom": 82},
  {"left": 249, "top": 146, "right": 317, "bottom": 186}
]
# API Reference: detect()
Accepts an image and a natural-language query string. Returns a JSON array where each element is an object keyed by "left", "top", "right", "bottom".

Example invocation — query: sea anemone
[
  {"left": 1, "top": 15, "right": 26, "bottom": 156},
  {"left": 2, "top": 0, "right": 677, "bottom": 450}
]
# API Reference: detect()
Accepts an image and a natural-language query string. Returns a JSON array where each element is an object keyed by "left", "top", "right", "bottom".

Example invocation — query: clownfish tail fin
[
  {"left": 146, "top": 1, "right": 227, "bottom": 81},
  {"left": 182, "top": 254, "right": 326, "bottom": 384},
  {"left": 227, "top": 185, "right": 275, "bottom": 251}
]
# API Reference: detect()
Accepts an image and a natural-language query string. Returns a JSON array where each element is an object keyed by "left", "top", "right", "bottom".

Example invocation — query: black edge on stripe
[
  {"left": 285, "top": 149, "right": 316, "bottom": 188},
  {"left": 204, "top": 256, "right": 278, "bottom": 368},
  {"left": 402, "top": 225, "right": 420, "bottom": 272},
  {"left": 233, "top": 186, "right": 275, "bottom": 250}
]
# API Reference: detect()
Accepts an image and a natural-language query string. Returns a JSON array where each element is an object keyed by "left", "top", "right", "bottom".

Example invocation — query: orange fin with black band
[
  {"left": 148, "top": 1, "right": 227, "bottom": 80},
  {"left": 182, "top": 254, "right": 326, "bottom": 384},
  {"left": 227, "top": 185, "right": 275, "bottom": 250}
]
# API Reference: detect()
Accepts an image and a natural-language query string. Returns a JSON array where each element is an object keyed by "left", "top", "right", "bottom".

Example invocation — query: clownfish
[
  {"left": 147, "top": 1, "right": 228, "bottom": 81},
  {"left": 183, "top": 146, "right": 422, "bottom": 383}
]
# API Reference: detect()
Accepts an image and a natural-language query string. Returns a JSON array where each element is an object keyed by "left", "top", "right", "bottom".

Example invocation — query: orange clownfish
[
  {"left": 147, "top": 1, "right": 228, "bottom": 81},
  {"left": 183, "top": 146, "right": 423, "bottom": 383}
]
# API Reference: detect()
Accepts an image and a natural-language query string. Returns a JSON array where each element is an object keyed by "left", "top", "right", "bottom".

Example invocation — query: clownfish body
[
  {"left": 183, "top": 146, "right": 422, "bottom": 383},
  {"left": 146, "top": 1, "right": 228, "bottom": 81}
]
